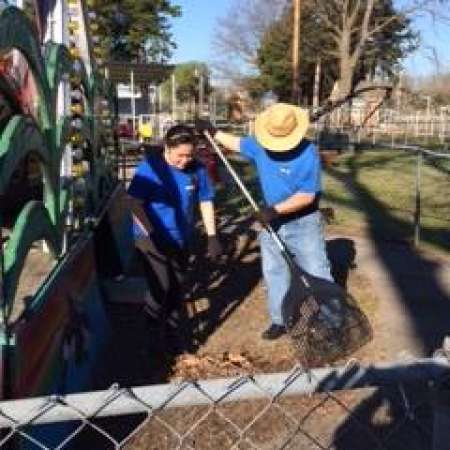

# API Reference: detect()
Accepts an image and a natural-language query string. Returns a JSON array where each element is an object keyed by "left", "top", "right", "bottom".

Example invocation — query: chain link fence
[
  {"left": 1, "top": 347, "right": 450, "bottom": 449},
  {"left": 328, "top": 144, "right": 450, "bottom": 249},
  {"left": 312, "top": 105, "right": 450, "bottom": 148},
  {"left": 301, "top": 116, "right": 450, "bottom": 252}
]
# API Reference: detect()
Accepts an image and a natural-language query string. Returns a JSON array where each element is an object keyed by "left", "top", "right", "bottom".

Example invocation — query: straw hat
[{"left": 254, "top": 102, "right": 309, "bottom": 152}]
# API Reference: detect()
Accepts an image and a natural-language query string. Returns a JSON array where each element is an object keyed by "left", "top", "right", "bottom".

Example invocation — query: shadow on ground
[
  {"left": 90, "top": 213, "right": 262, "bottom": 390},
  {"left": 325, "top": 152, "right": 450, "bottom": 448},
  {"left": 186, "top": 214, "right": 261, "bottom": 349}
]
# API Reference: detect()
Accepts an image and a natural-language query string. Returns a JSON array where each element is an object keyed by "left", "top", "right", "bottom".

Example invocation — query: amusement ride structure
[{"left": 0, "top": 0, "right": 125, "bottom": 400}]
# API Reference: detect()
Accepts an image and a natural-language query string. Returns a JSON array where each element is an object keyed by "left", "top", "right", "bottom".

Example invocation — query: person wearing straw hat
[{"left": 195, "top": 103, "right": 335, "bottom": 340}]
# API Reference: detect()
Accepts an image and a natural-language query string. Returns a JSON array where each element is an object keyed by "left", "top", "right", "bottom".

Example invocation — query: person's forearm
[
  {"left": 273, "top": 193, "right": 316, "bottom": 215},
  {"left": 199, "top": 201, "right": 217, "bottom": 236},
  {"left": 214, "top": 131, "right": 241, "bottom": 152}
]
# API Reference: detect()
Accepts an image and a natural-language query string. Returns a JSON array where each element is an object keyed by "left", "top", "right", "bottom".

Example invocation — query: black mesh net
[{"left": 282, "top": 264, "right": 373, "bottom": 368}]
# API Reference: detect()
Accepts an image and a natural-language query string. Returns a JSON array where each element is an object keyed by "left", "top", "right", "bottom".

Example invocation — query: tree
[
  {"left": 254, "top": 0, "right": 422, "bottom": 114},
  {"left": 415, "top": 72, "right": 450, "bottom": 106},
  {"left": 212, "top": 0, "right": 286, "bottom": 84},
  {"left": 254, "top": 11, "right": 294, "bottom": 101},
  {"left": 160, "top": 62, "right": 212, "bottom": 114},
  {"left": 313, "top": 0, "right": 425, "bottom": 100},
  {"left": 92, "top": 0, "right": 181, "bottom": 63},
  {"left": 255, "top": 2, "right": 337, "bottom": 102},
  {"left": 214, "top": 0, "right": 450, "bottom": 121}
]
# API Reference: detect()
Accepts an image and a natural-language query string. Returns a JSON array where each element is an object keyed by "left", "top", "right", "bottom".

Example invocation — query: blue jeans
[{"left": 259, "top": 211, "right": 333, "bottom": 326}]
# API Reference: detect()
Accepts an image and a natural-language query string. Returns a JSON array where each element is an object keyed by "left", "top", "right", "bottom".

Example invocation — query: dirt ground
[
  {"left": 9, "top": 206, "right": 449, "bottom": 449},
  {"left": 16, "top": 210, "right": 448, "bottom": 382},
  {"left": 119, "top": 213, "right": 448, "bottom": 450},
  {"left": 166, "top": 214, "right": 450, "bottom": 381},
  {"left": 168, "top": 219, "right": 374, "bottom": 380}
]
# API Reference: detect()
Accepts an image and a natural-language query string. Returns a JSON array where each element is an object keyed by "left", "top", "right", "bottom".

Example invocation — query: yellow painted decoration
[
  {"left": 70, "top": 75, "right": 82, "bottom": 86},
  {"left": 72, "top": 163, "right": 86, "bottom": 177},
  {"left": 68, "top": 20, "right": 80, "bottom": 32},
  {"left": 70, "top": 103, "right": 84, "bottom": 116},
  {"left": 70, "top": 133, "right": 84, "bottom": 146},
  {"left": 69, "top": 47, "right": 80, "bottom": 59},
  {"left": 93, "top": 46, "right": 103, "bottom": 57}
]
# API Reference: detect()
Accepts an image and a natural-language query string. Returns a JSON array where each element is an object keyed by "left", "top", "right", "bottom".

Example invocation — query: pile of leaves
[{"left": 171, "top": 352, "right": 254, "bottom": 380}]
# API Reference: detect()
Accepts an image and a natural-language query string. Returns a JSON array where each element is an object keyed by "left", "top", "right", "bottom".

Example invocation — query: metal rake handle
[{"left": 203, "top": 130, "right": 288, "bottom": 255}]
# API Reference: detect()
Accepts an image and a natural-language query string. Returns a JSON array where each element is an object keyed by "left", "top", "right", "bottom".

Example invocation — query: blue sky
[
  {"left": 170, "top": 0, "right": 234, "bottom": 64},
  {"left": 170, "top": 0, "right": 450, "bottom": 78},
  {"left": 404, "top": 15, "right": 450, "bottom": 76}
]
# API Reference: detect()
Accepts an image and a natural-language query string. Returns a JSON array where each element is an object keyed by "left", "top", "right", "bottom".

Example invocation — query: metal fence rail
[
  {"left": 1, "top": 350, "right": 450, "bottom": 449},
  {"left": 312, "top": 136, "right": 450, "bottom": 248},
  {"left": 358, "top": 144, "right": 450, "bottom": 247}
]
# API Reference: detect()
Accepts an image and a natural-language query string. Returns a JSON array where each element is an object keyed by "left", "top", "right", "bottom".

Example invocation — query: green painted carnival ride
[{"left": 0, "top": 0, "right": 118, "bottom": 365}]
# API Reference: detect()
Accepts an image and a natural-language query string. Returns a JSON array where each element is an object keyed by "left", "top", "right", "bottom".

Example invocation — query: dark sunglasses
[{"left": 165, "top": 132, "right": 195, "bottom": 147}]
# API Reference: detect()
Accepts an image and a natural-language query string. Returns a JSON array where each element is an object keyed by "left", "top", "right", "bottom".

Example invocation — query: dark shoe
[{"left": 262, "top": 324, "right": 286, "bottom": 340}]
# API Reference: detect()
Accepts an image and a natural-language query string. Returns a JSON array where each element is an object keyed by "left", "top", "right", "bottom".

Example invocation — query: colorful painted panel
[{"left": 10, "top": 237, "right": 109, "bottom": 398}]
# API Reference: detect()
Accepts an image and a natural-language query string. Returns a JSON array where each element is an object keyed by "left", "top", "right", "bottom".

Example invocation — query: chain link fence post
[
  {"left": 433, "top": 388, "right": 450, "bottom": 450},
  {"left": 433, "top": 339, "right": 450, "bottom": 450},
  {"left": 413, "top": 149, "right": 423, "bottom": 247}
]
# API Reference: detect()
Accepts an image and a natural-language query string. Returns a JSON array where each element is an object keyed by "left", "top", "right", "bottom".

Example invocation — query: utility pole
[
  {"left": 313, "top": 59, "right": 321, "bottom": 111},
  {"left": 211, "top": 91, "right": 217, "bottom": 124},
  {"left": 193, "top": 67, "right": 199, "bottom": 118},
  {"left": 171, "top": 72, "right": 177, "bottom": 121},
  {"left": 396, "top": 71, "right": 402, "bottom": 113},
  {"left": 292, "top": 0, "right": 301, "bottom": 104},
  {"left": 199, "top": 71, "right": 204, "bottom": 116},
  {"left": 130, "top": 69, "right": 136, "bottom": 139}
]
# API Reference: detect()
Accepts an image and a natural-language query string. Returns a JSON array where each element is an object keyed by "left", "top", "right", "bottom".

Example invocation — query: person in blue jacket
[
  {"left": 128, "top": 124, "right": 222, "bottom": 333},
  {"left": 196, "top": 103, "right": 336, "bottom": 340}
]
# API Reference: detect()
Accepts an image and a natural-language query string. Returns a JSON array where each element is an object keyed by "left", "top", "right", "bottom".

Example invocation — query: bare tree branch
[
  {"left": 351, "top": 0, "right": 375, "bottom": 67},
  {"left": 349, "top": 0, "right": 362, "bottom": 26},
  {"left": 311, "top": 84, "right": 393, "bottom": 122},
  {"left": 211, "top": 0, "right": 285, "bottom": 82}
]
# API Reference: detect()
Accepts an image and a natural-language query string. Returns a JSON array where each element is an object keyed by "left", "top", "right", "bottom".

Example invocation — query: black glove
[
  {"left": 254, "top": 206, "right": 279, "bottom": 226},
  {"left": 207, "top": 235, "right": 223, "bottom": 260},
  {"left": 195, "top": 118, "right": 217, "bottom": 137}
]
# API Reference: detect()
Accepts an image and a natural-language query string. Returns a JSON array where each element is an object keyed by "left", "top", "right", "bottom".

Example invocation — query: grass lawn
[
  {"left": 322, "top": 149, "right": 450, "bottom": 252},
  {"left": 215, "top": 149, "right": 450, "bottom": 253}
]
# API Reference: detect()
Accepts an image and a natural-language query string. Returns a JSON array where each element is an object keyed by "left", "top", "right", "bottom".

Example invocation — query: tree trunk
[
  {"left": 338, "top": 63, "right": 354, "bottom": 100},
  {"left": 336, "top": 27, "right": 355, "bottom": 125},
  {"left": 313, "top": 59, "right": 321, "bottom": 110},
  {"left": 337, "top": 27, "right": 354, "bottom": 100},
  {"left": 337, "top": 66, "right": 354, "bottom": 126}
]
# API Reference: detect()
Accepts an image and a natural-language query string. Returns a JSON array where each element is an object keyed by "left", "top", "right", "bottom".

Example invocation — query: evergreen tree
[
  {"left": 92, "top": 0, "right": 181, "bottom": 62},
  {"left": 254, "top": 0, "right": 417, "bottom": 103}
]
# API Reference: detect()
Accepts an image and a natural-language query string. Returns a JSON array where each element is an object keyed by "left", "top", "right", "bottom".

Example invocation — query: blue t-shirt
[
  {"left": 240, "top": 137, "right": 321, "bottom": 206},
  {"left": 128, "top": 154, "right": 214, "bottom": 247}
]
